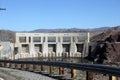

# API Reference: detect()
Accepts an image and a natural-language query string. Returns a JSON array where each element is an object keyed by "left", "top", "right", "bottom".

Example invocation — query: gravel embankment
[{"left": 0, "top": 67, "right": 56, "bottom": 80}]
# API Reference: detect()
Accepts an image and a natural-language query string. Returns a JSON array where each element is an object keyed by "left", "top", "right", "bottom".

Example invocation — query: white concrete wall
[{"left": 14, "top": 32, "right": 90, "bottom": 59}]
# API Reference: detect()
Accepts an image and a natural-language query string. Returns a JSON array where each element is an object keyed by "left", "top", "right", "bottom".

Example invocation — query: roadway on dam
[{"left": 0, "top": 67, "right": 56, "bottom": 80}]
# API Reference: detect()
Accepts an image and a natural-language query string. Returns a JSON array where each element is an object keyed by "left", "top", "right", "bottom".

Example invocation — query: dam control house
[{"left": 14, "top": 32, "right": 90, "bottom": 59}]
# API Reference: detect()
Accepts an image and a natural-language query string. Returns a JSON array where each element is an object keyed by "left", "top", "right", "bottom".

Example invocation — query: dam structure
[{"left": 14, "top": 32, "right": 90, "bottom": 59}]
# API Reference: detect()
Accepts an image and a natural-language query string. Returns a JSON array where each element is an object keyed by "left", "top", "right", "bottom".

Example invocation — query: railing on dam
[{"left": 0, "top": 60, "right": 119, "bottom": 80}]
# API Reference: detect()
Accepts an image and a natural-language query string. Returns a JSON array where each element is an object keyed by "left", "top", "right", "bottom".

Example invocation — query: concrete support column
[
  {"left": 56, "top": 36, "right": 58, "bottom": 43},
  {"left": 87, "top": 32, "right": 90, "bottom": 43},
  {"left": 56, "top": 43, "right": 63, "bottom": 57},
  {"left": 42, "top": 42, "right": 48, "bottom": 57},
  {"left": 60, "top": 36, "right": 63, "bottom": 42},
  {"left": 70, "top": 42, "right": 77, "bottom": 57},
  {"left": 30, "top": 36, "right": 33, "bottom": 43},
  {"left": 16, "top": 36, "right": 19, "bottom": 43},
  {"left": 70, "top": 36, "right": 72, "bottom": 42},
  {"left": 75, "top": 36, "right": 77, "bottom": 42},
  {"left": 41, "top": 37, "right": 43, "bottom": 43},
  {"left": 29, "top": 43, "right": 35, "bottom": 58},
  {"left": 18, "top": 44, "right": 22, "bottom": 59},
  {"left": 26, "top": 36, "right": 29, "bottom": 43}
]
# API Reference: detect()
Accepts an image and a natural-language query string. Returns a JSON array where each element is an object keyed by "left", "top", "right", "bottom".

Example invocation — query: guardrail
[{"left": 0, "top": 60, "right": 119, "bottom": 80}]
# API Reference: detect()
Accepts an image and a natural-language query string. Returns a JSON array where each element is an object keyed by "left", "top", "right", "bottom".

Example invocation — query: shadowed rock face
[
  {"left": 85, "top": 42, "right": 108, "bottom": 64},
  {"left": 86, "top": 32, "right": 120, "bottom": 64},
  {"left": 106, "top": 43, "right": 120, "bottom": 63},
  {"left": 86, "top": 42, "right": 120, "bottom": 64}
]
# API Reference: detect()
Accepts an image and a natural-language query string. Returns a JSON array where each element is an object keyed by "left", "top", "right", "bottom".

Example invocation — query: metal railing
[{"left": 0, "top": 60, "right": 119, "bottom": 80}]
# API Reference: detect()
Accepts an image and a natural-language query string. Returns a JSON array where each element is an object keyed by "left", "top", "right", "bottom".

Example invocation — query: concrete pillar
[
  {"left": 56, "top": 36, "right": 58, "bottom": 43},
  {"left": 87, "top": 32, "right": 90, "bottom": 43},
  {"left": 18, "top": 44, "right": 21, "bottom": 54},
  {"left": 75, "top": 36, "right": 77, "bottom": 42},
  {"left": 59, "top": 67, "right": 64, "bottom": 75},
  {"left": 29, "top": 43, "right": 35, "bottom": 58},
  {"left": 26, "top": 36, "right": 29, "bottom": 43},
  {"left": 16, "top": 35, "right": 19, "bottom": 43},
  {"left": 41, "top": 37, "right": 43, "bottom": 43},
  {"left": 42, "top": 42, "right": 48, "bottom": 57},
  {"left": 30, "top": 36, "right": 33, "bottom": 43},
  {"left": 60, "top": 36, "right": 62, "bottom": 42},
  {"left": 71, "top": 36, "right": 72, "bottom": 42},
  {"left": 56, "top": 43, "right": 63, "bottom": 57},
  {"left": 70, "top": 42, "right": 77, "bottom": 57}
]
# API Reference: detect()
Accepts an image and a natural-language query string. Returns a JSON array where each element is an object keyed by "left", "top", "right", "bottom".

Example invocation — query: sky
[{"left": 0, "top": 0, "right": 120, "bottom": 31}]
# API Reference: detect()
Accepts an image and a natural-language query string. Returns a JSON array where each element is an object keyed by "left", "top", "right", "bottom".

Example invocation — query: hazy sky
[{"left": 0, "top": 0, "right": 120, "bottom": 31}]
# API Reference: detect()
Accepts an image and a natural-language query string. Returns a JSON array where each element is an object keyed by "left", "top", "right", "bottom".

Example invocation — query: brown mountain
[{"left": 0, "top": 30, "right": 15, "bottom": 43}]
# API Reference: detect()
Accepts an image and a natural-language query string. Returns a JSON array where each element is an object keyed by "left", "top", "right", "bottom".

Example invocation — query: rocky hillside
[
  {"left": 0, "top": 25, "right": 120, "bottom": 43},
  {"left": 86, "top": 29, "right": 120, "bottom": 64},
  {"left": 0, "top": 30, "right": 15, "bottom": 43},
  {"left": 90, "top": 30, "right": 120, "bottom": 42}
]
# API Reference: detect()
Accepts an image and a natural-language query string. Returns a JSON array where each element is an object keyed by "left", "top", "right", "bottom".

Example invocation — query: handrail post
[
  {"left": 109, "top": 64, "right": 118, "bottom": 80},
  {"left": 86, "top": 71, "right": 93, "bottom": 80},
  {"left": 109, "top": 76, "right": 118, "bottom": 80},
  {"left": 0, "top": 62, "right": 2, "bottom": 67},
  {"left": 1, "top": 62, "right": 4, "bottom": 67},
  {"left": 50, "top": 66, "right": 54, "bottom": 75},
  {"left": 71, "top": 68, "right": 77, "bottom": 79},
  {"left": 9, "top": 63, "right": 11, "bottom": 68},
  {"left": 4, "top": 62, "right": 7, "bottom": 67},
  {"left": 26, "top": 64, "right": 30, "bottom": 71},
  {"left": 59, "top": 67, "right": 64, "bottom": 75},
  {"left": 41, "top": 65, "right": 45, "bottom": 72},
  {"left": 33, "top": 64, "right": 39, "bottom": 72},
  {"left": 21, "top": 64, "right": 24, "bottom": 70},
  {"left": 15, "top": 63, "right": 18, "bottom": 69}
]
